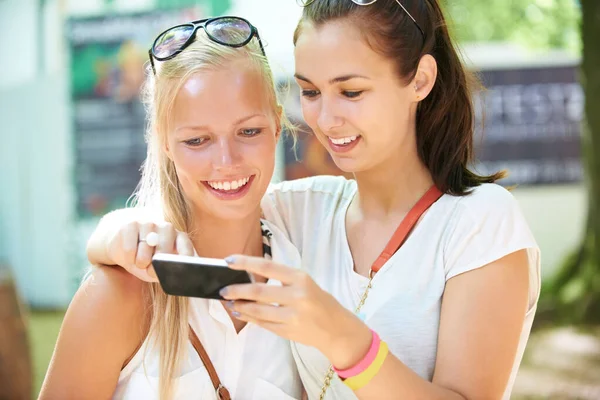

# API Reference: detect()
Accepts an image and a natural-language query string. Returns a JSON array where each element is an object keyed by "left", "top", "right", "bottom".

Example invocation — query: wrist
[
  {"left": 321, "top": 313, "right": 373, "bottom": 370},
  {"left": 88, "top": 213, "right": 121, "bottom": 266}
]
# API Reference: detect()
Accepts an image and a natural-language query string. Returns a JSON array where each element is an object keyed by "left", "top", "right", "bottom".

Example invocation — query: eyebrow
[
  {"left": 233, "top": 113, "right": 266, "bottom": 125},
  {"left": 175, "top": 113, "right": 266, "bottom": 132},
  {"left": 294, "top": 73, "right": 370, "bottom": 85}
]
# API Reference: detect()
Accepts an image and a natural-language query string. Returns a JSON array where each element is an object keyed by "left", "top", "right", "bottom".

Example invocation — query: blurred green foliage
[
  {"left": 30, "top": 311, "right": 65, "bottom": 397},
  {"left": 103, "top": 0, "right": 231, "bottom": 15},
  {"left": 445, "top": 0, "right": 581, "bottom": 52},
  {"left": 154, "top": 0, "right": 231, "bottom": 15}
]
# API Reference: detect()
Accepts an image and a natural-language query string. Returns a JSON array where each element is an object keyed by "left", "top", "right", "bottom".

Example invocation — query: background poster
[{"left": 67, "top": 7, "right": 203, "bottom": 218}]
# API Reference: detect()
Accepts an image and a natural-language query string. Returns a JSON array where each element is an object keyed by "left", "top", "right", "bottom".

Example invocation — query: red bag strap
[{"left": 370, "top": 185, "right": 443, "bottom": 274}]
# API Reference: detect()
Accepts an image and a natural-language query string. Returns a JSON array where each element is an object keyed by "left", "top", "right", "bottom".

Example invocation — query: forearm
[
  {"left": 324, "top": 320, "right": 466, "bottom": 400},
  {"left": 86, "top": 208, "right": 145, "bottom": 266},
  {"left": 356, "top": 355, "right": 465, "bottom": 400},
  {"left": 86, "top": 210, "right": 122, "bottom": 266}
]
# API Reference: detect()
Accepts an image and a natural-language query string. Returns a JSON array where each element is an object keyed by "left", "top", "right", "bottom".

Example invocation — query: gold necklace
[
  {"left": 316, "top": 185, "right": 443, "bottom": 399},
  {"left": 319, "top": 272, "right": 375, "bottom": 400}
]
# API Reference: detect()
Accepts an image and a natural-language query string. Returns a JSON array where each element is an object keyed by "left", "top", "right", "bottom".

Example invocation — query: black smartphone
[{"left": 152, "top": 253, "right": 253, "bottom": 300}]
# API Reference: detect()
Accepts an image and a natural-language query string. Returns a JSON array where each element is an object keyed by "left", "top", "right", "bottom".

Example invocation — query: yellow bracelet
[{"left": 342, "top": 341, "right": 389, "bottom": 391}]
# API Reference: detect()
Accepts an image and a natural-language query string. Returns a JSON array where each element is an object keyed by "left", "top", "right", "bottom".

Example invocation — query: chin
[
  {"left": 199, "top": 204, "right": 261, "bottom": 222},
  {"left": 330, "top": 156, "right": 364, "bottom": 174},
  {"left": 217, "top": 208, "right": 259, "bottom": 221}
]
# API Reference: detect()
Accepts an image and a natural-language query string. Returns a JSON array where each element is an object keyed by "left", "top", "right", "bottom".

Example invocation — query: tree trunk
[
  {"left": 0, "top": 265, "right": 32, "bottom": 400},
  {"left": 544, "top": 0, "right": 600, "bottom": 324}
]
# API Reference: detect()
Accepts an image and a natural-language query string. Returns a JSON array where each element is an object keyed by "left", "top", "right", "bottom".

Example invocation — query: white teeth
[
  {"left": 207, "top": 177, "right": 251, "bottom": 191},
  {"left": 330, "top": 135, "right": 358, "bottom": 145}
]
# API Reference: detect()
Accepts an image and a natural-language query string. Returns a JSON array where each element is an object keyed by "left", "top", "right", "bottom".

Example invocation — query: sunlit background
[{"left": 1, "top": 0, "right": 598, "bottom": 399}]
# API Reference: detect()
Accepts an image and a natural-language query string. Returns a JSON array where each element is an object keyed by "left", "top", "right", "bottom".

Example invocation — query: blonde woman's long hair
[{"left": 132, "top": 29, "right": 292, "bottom": 399}]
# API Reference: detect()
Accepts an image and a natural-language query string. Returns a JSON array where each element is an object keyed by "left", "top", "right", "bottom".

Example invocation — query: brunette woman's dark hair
[{"left": 293, "top": 0, "right": 505, "bottom": 195}]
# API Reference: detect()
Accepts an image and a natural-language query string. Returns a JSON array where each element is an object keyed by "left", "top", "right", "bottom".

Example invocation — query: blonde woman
[{"left": 40, "top": 16, "right": 302, "bottom": 400}]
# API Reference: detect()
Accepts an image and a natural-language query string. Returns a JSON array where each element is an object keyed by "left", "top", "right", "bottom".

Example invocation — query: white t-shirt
[
  {"left": 112, "top": 220, "right": 303, "bottom": 400},
  {"left": 261, "top": 176, "right": 541, "bottom": 400}
]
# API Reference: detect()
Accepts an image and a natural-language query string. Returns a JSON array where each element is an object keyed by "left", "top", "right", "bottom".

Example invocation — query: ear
[{"left": 412, "top": 54, "right": 437, "bottom": 103}]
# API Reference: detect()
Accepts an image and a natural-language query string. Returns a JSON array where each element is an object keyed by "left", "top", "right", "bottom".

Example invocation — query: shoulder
[
  {"left": 453, "top": 183, "right": 519, "bottom": 217},
  {"left": 67, "top": 266, "right": 149, "bottom": 347},
  {"left": 39, "top": 267, "right": 150, "bottom": 397},
  {"left": 262, "top": 176, "right": 355, "bottom": 245},
  {"left": 441, "top": 183, "right": 533, "bottom": 240},
  {"left": 62, "top": 266, "right": 150, "bottom": 362},
  {"left": 440, "top": 184, "right": 539, "bottom": 282},
  {"left": 81, "top": 266, "right": 148, "bottom": 311},
  {"left": 263, "top": 175, "right": 356, "bottom": 219},
  {"left": 266, "top": 175, "right": 356, "bottom": 200},
  {"left": 438, "top": 183, "right": 523, "bottom": 233},
  {"left": 262, "top": 176, "right": 355, "bottom": 254}
]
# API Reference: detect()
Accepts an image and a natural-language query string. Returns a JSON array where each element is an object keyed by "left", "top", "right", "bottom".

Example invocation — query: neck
[
  {"left": 353, "top": 144, "right": 434, "bottom": 219},
  {"left": 189, "top": 208, "right": 263, "bottom": 259}
]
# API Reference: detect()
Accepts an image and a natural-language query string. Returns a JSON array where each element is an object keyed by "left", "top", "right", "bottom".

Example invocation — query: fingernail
[
  {"left": 225, "top": 300, "right": 235, "bottom": 309},
  {"left": 224, "top": 256, "right": 236, "bottom": 264}
]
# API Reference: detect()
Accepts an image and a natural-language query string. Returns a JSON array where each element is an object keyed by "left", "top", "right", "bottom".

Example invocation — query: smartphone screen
[{"left": 152, "top": 253, "right": 253, "bottom": 300}]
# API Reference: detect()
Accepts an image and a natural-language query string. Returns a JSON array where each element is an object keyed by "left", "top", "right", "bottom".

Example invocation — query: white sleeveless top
[
  {"left": 261, "top": 176, "right": 541, "bottom": 400},
  {"left": 112, "top": 220, "right": 303, "bottom": 400}
]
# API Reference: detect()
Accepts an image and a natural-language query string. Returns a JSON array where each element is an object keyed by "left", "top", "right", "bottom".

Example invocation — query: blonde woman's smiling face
[{"left": 166, "top": 62, "right": 281, "bottom": 221}]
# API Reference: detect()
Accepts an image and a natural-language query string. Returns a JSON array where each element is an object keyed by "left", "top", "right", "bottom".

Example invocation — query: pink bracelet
[{"left": 333, "top": 329, "right": 381, "bottom": 379}]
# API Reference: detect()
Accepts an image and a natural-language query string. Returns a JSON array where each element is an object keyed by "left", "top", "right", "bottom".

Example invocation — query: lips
[
  {"left": 202, "top": 175, "right": 255, "bottom": 200},
  {"left": 206, "top": 176, "right": 251, "bottom": 191},
  {"left": 329, "top": 135, "right": 359, "bottom": 145},
  {"left": 327, "top": 135, "right": 362, "bottom": 153}
]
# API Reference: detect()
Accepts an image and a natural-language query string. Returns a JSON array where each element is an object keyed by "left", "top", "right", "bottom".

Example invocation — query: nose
[
  {"left": 212, "top": 136, "right": 242, "bottom": 170},
  {"left": 316, "top": 96, "right": 344, "bottom": 132}
]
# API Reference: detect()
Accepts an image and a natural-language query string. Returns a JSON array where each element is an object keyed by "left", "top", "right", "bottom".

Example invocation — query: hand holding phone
[{"left": 152, "top": 253, "right": 253, "bottom": 300}]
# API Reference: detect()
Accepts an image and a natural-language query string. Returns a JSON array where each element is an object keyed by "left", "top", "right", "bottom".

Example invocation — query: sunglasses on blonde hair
[{"left": 148, "top": 16, "right": 266, "bottom": 75}]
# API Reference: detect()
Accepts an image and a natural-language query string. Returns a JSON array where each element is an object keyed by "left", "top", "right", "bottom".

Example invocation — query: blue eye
[
  {"left": 183, "top": 138, "right": 206, "bottom": 146},
  {"left": 240, "top": 128, "right": 262, "bottom": 137}
]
